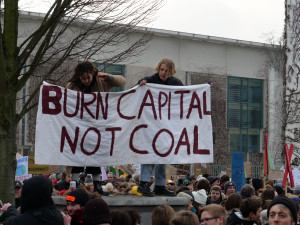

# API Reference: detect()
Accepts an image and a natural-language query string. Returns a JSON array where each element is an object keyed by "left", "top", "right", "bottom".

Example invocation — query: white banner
[{"left": 35, "top": 82, "right": 213, "bottom": 166}]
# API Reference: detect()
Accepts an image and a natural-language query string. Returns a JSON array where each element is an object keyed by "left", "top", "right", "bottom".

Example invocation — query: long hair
[{"left": 155, "top": 58, "right": 176, "bottom": 77}]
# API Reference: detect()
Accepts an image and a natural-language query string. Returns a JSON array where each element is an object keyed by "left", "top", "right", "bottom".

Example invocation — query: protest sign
[
  {"left": 35, "top": 82, "right": 213, "bottom": 166},
  {"left": 15, "top": 156, "right": 32, "bottom": 181}
]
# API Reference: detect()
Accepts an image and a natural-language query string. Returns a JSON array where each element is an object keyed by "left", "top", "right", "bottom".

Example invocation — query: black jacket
[
  {"left": 4, "top": 206, "right": 64, "bottom": 225},
  {"left": 138, "top": 73, "right": 183, "bottom": 86},
  {"left": 227, "top": 210, "right": 255, "bottom": 225},
  {"left": 4, "top": 176, "right": 64, "bottom": 225}
]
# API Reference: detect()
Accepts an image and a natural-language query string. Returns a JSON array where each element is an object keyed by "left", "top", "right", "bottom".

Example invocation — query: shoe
[
  {"left": 137, "top": 181, "right": 155, "bottom": 197},
  {"left": 154, "top": 186, "right": 176, "bottom": 196}
]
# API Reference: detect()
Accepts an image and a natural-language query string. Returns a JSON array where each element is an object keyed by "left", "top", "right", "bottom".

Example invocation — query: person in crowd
[
  {"left": 240, "top": 184, "right": 255, "bottom": 199},
  {"left": 170, "top": 210, "right": 200, "bottom": 225},
  {"left": 66, "top": 61, "right": 126, "bottom": 181},
  {"left": 82, "top": 198, "right": 112, "bottom": 225},
  {"left": 208, "top": 185, "right": 225, "bottom": 204},
  {"left": 65, "top": 188, "right": 90, "bottom": 225},
  {"left": 267, "top": 196, "right": 298, "bottom": 225},
  {"left": 0, "top": 175, "right": 64, "bottom": 225},
  {"left": 224, "top": 181, "right": 236, "bottom": 197},
  {"left": 192, "top": 177, "right": 211, "bottom": 211},
  {"left": 199, "top": 204, "right": 226, "bottom": 225},
  {"left": 126, "top": 210, "right": 141, "bottom": 225},
  {"left": 220, "top": 175, "right": 230, "bottom": 191},
  {"left": 137, "top": 58, "right": 181, "bottom": 197},
  {"left": 106, "top": 172, "right": 115, "bottom": 184},
  {"left": 177, "top": 190, "right": 197, "bottom": 213},
  {"left": 152, "top": 204, "right": 175, "bottom": 225},
  {"left": 111, "top": 210, "right": 132, "bottom": 225},
  {"left": 249, "top": 178, "right": 263, "bottom": 195},
  {"left": 208, "top": 176, "right": 220, "bottom": 187},
  {"left": 56, "top": 171, "right": 72, "bottom": 191},
  {"left": 260, "top": 209, "right": 268, "bottom": 225},
  {"left": 14, "top": 180, "right": 22, "bottom": 209},
  {"left": 261, "top": 187, "right": 277, "bottom": 201},
  {"left": 227, "top": 198, "right": 262, "bottom": 225},
  {"left": 224, "top": 193, "right": 243, "bottom": 218}
]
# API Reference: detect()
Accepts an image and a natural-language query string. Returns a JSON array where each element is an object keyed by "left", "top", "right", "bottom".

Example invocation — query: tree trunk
[{"left": 0, "top": 91, "right": 18, "bottom": 203}]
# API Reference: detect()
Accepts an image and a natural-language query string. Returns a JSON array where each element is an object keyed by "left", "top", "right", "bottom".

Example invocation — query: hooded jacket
[{"left": 4, "top": 176, "right": 64, "bottom": 225}]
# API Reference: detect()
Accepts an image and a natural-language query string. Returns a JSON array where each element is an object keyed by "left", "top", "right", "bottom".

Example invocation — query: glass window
[
  {"left": 227, "top": 76, "right": 263, "bottom": 153},
  {"left": 94, "top": 63, "right": 125, "bottom": 92}
]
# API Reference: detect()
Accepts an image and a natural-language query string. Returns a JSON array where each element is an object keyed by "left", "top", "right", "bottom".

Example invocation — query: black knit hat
[
  {"left": 82, "top": 198, "right": 112, "bottom": 225},
  {"left": 208, "top": 176, "right": 219, "bottom": 185},
  {"left": 267, "top": 196, "right": 297, "bottom": 223},
  {"left": 66, "top": 188, "right": 90, "bottom": 206},
  {"left": 224, "top": 181, "right": 236, "bottom": 194}
]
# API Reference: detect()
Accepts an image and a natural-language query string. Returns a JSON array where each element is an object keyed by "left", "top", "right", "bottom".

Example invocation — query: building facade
[{"left": 17, "top": 11, "right": 283, "bottom": 171}]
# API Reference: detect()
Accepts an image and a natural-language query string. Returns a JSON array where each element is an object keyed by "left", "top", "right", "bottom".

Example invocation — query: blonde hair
[
  {"left": 155, "top": 58, "right": 176, "bottom": 77},
  {"left": 199, "top": 204, "right": 226, "bottom": 225}
]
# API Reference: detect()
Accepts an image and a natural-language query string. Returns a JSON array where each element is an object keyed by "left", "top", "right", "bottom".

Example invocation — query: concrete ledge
[{"left": 53, "top": 195, "right": 188, "bottom": 225}]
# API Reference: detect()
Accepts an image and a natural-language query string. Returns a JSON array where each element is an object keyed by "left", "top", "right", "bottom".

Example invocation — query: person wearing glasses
[{"left": 199, "top": 204, "right": 226, "bottom": 225}]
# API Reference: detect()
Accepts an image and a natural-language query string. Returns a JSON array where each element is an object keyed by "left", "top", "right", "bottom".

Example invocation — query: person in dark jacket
[
  {"left": 137, "top": 58, "right": 182, "bottom": 197},
  {"left": 227, "top": 198, "right": 262, "bottom": 225},
  {"left": 1, "top": 175, "right": 64, "bottom": 225}
]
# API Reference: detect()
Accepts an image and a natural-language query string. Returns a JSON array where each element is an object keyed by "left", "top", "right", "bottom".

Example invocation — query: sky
[{"left": 19, "top": 0, "right": 285, "bottom": 44}]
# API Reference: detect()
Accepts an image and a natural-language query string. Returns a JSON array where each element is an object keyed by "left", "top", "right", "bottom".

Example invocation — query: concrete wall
[{"left": 53, "top": 196, "right": 188, "bottom": 225}]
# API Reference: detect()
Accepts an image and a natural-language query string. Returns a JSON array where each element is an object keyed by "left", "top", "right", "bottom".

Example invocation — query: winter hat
[
  {"left": 102, "top": 183, "right": 114, "bottom": 192},
  {"left": 267, "top": 196, "right": 297, "bottom": 223},
  {"left": 66, "top": 188, "right": 90, "bottom": 206},
  {"left": 192, "top": 189, "right": 207, "bottom": 205},
  {"left": 20, "top": 175, "right": 54, "bottom": 213},
  {"left": 224, "top": 181, "right": 236, "bottom": 194},
  {"left": 177, "top": 190, "right": 194, "bottom": 203},
  {"left": 208, "top": 176, "right": 219, "bottom": 185},
  {"left": 82, "top": 198, "right": 112, "bottom": 225},
  {"left": 15, "top": 180, "right": 23, "bottom": 188}
]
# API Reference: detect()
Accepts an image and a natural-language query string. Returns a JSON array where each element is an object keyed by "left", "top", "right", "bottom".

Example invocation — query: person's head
[
  {"left": 224, "top": 193, "right": 242, "bottom": 211},
  {"left": 240, "top": 198, "right": 262, "bottom": 223},
  {"left": 66, "top": 188, "right": 90, "bottom": 216},
  {"left": 20, "top": 175, "right": 55, "bottom": 213},
  {"left": 196, "top": 178, "right": 210, "bottom": 193},
  {"left": 126, "top": 210, "right": 141, "bottom": 225},
  {"left": 209, "top": 185, "right": 222, "bottom": 202},
  {"left": 261, "top": 188, "right": 277, "bottom": 201},
  {"left": 267, "top": 196, "right": 298, "bottom": 225},
  {"left": 266, "top": 180, "right": 275, "bottom": 187},
  {"left": 82, "top": 198, "right": 112, "bottom": 225},
  {"left": 224, "top": 181, "right": 236, "bottom": 196},
  {"left": 152, "top": 204, "right": 175, "bottom": 225},
  {"left": 170, "top": 210, "right": 199, "bottom": 225},
  {"left": 15, "top": 180, "right": 22, "bottom": 198},
  {"left": 250, "top": 178, "right": 263, "bottom": 192},
  {"left": 107, "top": 172, "right": 114, "bottom": 183},
  {"left": 177, "top": 190, "right": 194, "bottom": 211},
  {"left": 72, "top": 61, "right": 96, "bottom": 87},
  {"left": 155, "top": 58, "right": 176, "bottom": 81},
  {"left": 208, "top": 176, "right": 220, "bottom": 187},
  {"left": 240, "top": 184, "right": 255, "bottom": 199},
  {"left": 219, "top": 175, "right": 230, "bottom": 186},
  {"left": 199, "top": 204, "right": 226, "bottom": 225},
  {"left": 111, "top": 210, "right": 133, "bottom": 225},
  {"left": 62, "top": 171, "right": 72, "bottom": 184}
]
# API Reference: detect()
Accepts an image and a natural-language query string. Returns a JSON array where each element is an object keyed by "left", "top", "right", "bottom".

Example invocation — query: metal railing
[{"left": 209, "top": 165, "right": 263, "bottom": 178}]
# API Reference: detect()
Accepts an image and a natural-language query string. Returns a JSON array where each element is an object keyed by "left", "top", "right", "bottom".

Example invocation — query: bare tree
[{"left": 0, "top": 0, "right": 163, "bottom": 203}]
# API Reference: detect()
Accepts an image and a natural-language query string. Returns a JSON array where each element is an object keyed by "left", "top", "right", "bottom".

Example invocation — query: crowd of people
[{"left": 1, "top": 172, "right": 300, "bottom": 225}]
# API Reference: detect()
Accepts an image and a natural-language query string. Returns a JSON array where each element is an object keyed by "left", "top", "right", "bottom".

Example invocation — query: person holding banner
[
  {"left": 137, "top": 58, "right": 182, "bottom": 197},
  {"left": 66, "top": 61, "right": 126, "bottom": 181}
]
